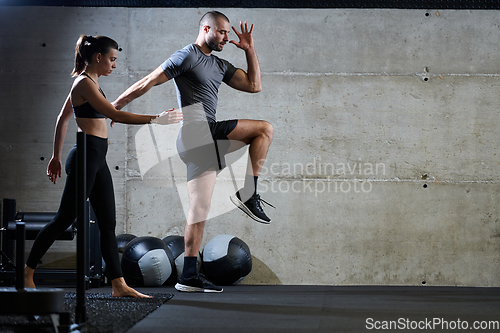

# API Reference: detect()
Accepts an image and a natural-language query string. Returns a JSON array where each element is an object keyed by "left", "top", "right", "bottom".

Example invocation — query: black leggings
[{"left": 26, "top": 135, "right": 122, "bottom": 279}]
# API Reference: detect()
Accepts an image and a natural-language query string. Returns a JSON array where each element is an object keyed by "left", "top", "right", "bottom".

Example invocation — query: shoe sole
[
  {"left": 230, "top": 194, "right": 271, "bottom": 224},
  {"left": 175, "top": 283, "right": 223, "bottom": 293}
]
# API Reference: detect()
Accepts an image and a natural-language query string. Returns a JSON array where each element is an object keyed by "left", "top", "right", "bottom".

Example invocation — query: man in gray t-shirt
[
  {"left": 160, "top": 43, "right": 237, "bottom": 123},
  {"left": 114, "top": 11, "right": 273, "bottom": 292}
]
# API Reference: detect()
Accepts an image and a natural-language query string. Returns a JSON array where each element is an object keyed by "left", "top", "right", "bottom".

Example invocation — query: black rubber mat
[
  {"left": 0, "top": 292, "right": 173, "bottom": 333},
  {"left": 128, "top": 285, "right": 500, "bottom": 333}
]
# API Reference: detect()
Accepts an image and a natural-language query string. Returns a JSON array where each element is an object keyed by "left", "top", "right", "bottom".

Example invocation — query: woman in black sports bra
[{"left": 24, "top": 35, "right": 182, "bottom": 298}]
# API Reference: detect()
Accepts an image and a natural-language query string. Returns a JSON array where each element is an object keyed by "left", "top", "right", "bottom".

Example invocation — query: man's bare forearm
[
  {"left": 244, "top": 45, "right": 262, "bottom": 93},
  {"left": 114, "top": 67, "right": 169, "bottom": 110},
  {"left": 113, "top": 76, "right": 151, "bottom": 110}
]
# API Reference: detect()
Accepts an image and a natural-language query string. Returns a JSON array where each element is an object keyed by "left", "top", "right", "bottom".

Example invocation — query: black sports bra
[{"left": 72, "top": 73, "right": 106, "bottom": 119}]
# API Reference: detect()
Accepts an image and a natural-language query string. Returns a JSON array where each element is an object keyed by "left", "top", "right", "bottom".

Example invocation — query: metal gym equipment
[{"left": 0, "top": 132, "right": 95, "bottom": 329}]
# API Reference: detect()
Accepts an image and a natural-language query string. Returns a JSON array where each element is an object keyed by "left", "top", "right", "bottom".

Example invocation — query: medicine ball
[
  {"left": 117, "top": 233, "right": 137, "bottom": 253},
  {"left": 121, "top": 236, "right": 174, "bottom": 286},
  {"left": 202, "top": 234, "right": 252, "bottom": 285}
]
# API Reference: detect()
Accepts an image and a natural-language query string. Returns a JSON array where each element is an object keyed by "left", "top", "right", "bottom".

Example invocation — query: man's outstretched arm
[
  {"left": 228, "top": 21, "right": 262, "bottom": 93},
  {"left": 113, "top": 66, "right": 170, "bottom": 110}
]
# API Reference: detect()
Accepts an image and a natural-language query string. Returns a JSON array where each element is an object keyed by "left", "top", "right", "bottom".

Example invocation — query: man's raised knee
[{"left": 261, "top": 121, "right": 273, "bottom": 142}]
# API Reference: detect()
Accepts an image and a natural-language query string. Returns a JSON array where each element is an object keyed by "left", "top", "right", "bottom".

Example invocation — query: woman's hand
[
  {"left": 47, "top": 156, "right": 62, "bottom": 184},
  {"left": 151, "top": 108, "right": 183, "bottom": 125}
]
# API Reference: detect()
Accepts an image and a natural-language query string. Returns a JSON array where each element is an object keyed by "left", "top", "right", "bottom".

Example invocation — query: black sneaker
[
  {"left": 175, "top": 273, "right": 223, "bottom": 293},
  {"left": 230, "top": 190, "right": 275, "bottom": 224}
]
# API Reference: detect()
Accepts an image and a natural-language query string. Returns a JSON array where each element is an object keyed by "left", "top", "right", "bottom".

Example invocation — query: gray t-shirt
[{"left": 161, "top": 43, "right": 237, "bottom": 123}]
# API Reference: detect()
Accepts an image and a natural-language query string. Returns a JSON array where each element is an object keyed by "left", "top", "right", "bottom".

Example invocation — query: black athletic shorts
[{"left": 176, "top": 119, "right": 238, "bottom": 181}]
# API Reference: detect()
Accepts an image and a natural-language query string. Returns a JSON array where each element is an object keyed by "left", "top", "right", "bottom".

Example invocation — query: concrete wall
[{"left": 1, "top": 7, "right": 499, "bottom": 286}]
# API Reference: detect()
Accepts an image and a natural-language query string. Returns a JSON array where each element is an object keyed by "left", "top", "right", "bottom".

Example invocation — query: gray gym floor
[{"left": 83, "top": 284, "right": 500, "bottom": 332}]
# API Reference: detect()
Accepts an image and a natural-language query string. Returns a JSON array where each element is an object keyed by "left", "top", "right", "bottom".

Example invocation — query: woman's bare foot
[
  {"left": 24, "top": 265, "right": 36, "bottom": 288},
  {"left": 111, "top": 277, "right": 151, "bottom": 298}
]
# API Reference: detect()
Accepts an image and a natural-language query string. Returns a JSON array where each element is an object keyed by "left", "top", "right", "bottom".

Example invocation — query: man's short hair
[{"left": 199, "top": 11, "right": 230, "bottom": 29}]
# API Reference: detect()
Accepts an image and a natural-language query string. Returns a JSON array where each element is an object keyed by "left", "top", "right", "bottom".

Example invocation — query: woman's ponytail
[
  {"left": 72, "top": 35, "right": 91, "bottom": 77},
  {"left": 71, "top": 35, "right": 119, "bottom": 77}
]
